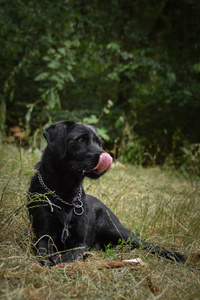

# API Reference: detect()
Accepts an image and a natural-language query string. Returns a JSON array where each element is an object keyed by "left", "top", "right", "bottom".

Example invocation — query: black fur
[{"left": 28, "top": 121, "right": 185, "bottom": 264}]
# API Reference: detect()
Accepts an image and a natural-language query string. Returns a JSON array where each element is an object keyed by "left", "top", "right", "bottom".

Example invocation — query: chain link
[{"left": 37, "top": 171, "right": 84, "bottom": 215}]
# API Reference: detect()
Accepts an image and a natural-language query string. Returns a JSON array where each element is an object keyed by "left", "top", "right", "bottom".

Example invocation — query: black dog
[{"left": 28, "top": 121, "right": 185, "bottom": 264}]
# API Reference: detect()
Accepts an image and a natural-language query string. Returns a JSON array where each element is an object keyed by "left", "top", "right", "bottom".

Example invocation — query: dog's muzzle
[{"left": 93, "top": 152, "right": 113, "bottom": 173}]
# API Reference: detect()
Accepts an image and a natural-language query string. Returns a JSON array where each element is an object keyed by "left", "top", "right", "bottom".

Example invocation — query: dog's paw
[
  {"left": 173, "top": 252, "right": 185, "bottom": 263},
  {"left": 166, "top": 251, "right": 185, "bottom": 263},
  {"left": 36, "top": 256, "right": 55, "bottom": 267}
]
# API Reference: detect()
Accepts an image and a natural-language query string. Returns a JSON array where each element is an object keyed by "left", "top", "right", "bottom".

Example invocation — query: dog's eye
[{"left": 77, "top": 137, "right": 84, "bottom": 143}]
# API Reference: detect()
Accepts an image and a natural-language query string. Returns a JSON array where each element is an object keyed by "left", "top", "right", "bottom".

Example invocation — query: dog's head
[{"left": 43, "top": 121, "right": 113, "bottom": 179}]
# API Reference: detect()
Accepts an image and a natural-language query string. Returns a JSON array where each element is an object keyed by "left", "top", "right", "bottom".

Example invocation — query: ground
[{"left": 0, "top": 145, "right": 199, "bottom": 299}]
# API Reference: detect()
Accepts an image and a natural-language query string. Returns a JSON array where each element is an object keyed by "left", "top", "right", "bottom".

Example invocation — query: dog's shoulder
[{"left": 84, "top": 194, "right": 111, "bottom": 214}]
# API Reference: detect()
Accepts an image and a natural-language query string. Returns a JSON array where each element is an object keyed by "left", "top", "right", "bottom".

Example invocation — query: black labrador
[{"left": 28, "top": 121, "right": 185, "bottom": 264}]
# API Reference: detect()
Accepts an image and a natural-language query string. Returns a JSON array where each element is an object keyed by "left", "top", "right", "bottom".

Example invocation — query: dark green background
[{"left": 0, "top": 0, "right": 200, "bottom": 169}]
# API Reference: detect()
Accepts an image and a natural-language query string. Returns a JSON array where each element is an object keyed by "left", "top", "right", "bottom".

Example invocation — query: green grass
[{"left": 0, "top": 144, "right": 199, "bottom": 299}]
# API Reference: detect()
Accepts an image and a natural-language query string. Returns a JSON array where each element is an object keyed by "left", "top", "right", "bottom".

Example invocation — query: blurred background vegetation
[{"left": 0, "top": 0, "right": 200, "bottom": 176}]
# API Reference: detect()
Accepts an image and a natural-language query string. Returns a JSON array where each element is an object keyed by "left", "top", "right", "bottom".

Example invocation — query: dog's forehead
[
  {"left": 68, "top": 123, "right": 99, "bottom": 139},
  {"left": 87, "top": 125, "right": 98, "bottom": 135}
]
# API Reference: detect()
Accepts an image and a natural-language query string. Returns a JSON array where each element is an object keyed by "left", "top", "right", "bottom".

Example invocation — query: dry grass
[{"left": 0, "top": 144, "right": 199, "bottom": 299}]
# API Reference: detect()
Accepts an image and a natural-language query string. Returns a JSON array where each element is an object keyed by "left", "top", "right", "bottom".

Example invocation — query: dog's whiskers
[{"left": 72, "top": 165, "right": 87, "bottom": 176}]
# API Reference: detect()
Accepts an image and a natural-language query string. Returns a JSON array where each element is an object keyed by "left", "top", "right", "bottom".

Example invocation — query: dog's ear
[{"left": 43, "top": 121, "right": 74, "bottom": 160}]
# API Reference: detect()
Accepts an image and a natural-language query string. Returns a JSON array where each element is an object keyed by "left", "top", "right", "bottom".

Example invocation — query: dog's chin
[{"left": 84, "top": 170, "right": 105, "bottom": 179}]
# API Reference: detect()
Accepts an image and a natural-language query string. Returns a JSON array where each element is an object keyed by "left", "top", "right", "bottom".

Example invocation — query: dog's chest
[{"left": 54, "top": 208, "right": 74, "bottom": 244}]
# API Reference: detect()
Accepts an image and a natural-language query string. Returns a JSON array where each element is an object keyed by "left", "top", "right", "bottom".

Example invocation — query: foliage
[
  {"left": 0, "top": 0, "right": 200, "bottom": 169},
  {"left": 83, "top": 99, "right": 113, "bottom": 141},
  {"left": 180, "top": 143, "right": 200, "bottom": 183}
]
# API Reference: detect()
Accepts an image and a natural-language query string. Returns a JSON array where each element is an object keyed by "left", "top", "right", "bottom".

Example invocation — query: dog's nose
[{"left": 93, "top": 152, "right": 113, "bottom": 173}]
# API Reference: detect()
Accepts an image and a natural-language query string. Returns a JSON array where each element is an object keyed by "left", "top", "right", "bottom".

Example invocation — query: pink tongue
[{"left": 93, "top": 152, "right": 113, "bottom": 173}]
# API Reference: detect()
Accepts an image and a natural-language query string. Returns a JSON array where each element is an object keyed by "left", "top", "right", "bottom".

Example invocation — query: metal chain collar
[{"left": 37, "top": 171, "right": 84, "bottom": 216}]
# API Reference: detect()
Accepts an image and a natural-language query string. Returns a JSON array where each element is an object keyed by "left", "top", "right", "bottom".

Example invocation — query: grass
[{"left": 0, "top": 144, "right": 199, "bottom": 300}]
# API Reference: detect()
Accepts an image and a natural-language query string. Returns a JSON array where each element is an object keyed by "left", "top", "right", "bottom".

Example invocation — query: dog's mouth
[
  {"left": 93, "top": 152, "right": 113, "bottom": 173},
  {"left": 84, "top": 152, "right": 113, "bottom": 177}
]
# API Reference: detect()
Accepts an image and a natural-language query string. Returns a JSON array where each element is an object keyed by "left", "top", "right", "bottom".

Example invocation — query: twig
[{"left": 55, "top": 258, "right": 147, "bottom": 269}]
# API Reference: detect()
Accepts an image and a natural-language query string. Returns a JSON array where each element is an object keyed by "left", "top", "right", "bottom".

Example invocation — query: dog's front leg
[
  {"left": 141, "top": 241, "right": 185, "bottom": 263},
  {"left": 52, "top": 245, "right": 88, "bottom": 264},
  {"left": 109, "top": 229, "right": 185, "bottom": 263},
  {"left": 96, "top": 210, "right": 185, "bottom": 263},
  {"left": 113, "top": 231, "right": 185, "bottom": 263},
  {"left": 35, "top": 236, "right": 57, "bottom": 265}
]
